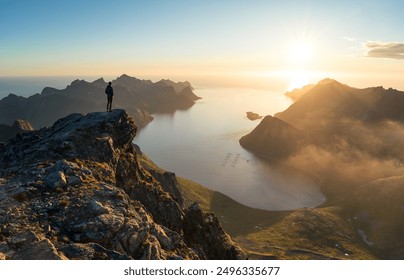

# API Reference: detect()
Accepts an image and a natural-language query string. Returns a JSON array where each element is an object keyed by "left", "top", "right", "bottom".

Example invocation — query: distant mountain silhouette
[
  {"left": 156, "top": 78, "right": 195, "bottom": 92},
  {"left": 0, "top": 74, "right": 200, "bottom": 129},
  {"left": 277, "top": 78, "right": 404, "bottom": 130},
  {"left": 242, "top": 78, "right": 404, "bottom": 162},
  {"left": 285, "top": 83, "right": 315, "bottom": 101}
]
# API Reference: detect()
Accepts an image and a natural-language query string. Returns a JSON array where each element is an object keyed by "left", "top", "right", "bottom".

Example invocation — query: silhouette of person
[{"left": 105, "top": 82, "right": 114, "bottom": 112}]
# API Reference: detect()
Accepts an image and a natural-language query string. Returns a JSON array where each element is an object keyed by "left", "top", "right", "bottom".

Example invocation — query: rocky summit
[{"left": 0, "top": 109, "right": 245, "bottom": 260}]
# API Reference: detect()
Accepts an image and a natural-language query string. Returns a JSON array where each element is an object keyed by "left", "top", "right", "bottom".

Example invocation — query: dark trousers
[{"left": 107, "top": 96, "right": 113, "bottom": 111}]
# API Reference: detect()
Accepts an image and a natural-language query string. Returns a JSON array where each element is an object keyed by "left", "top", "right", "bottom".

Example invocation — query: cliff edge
[{"left": 0, "top": 109, "right": 245, "bottom": 260}]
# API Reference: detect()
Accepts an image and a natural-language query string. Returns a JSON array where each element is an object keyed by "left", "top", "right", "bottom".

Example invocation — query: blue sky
[{"left": 1, "top": 0, "right": 404, "bottom": 90}]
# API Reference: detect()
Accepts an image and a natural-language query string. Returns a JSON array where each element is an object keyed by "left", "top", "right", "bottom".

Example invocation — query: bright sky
[{"left": 1, "top": 0, "right": 404, "bottom": 90}]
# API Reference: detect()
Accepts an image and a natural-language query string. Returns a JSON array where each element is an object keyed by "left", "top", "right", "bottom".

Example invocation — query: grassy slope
[{"left": 138, "top": 151, "right": 375, "bottom": 260}]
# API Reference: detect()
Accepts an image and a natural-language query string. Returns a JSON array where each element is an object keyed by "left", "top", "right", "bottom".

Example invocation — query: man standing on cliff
[{"left": 105, "top": 82, "right": 114, "bottom": 112}]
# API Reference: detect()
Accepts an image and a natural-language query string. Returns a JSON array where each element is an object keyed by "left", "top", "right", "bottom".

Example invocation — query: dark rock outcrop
[
  {"left": 0, "top": 120, "right": 34, "bottom": 142},
  {"left": 240, "top": 115, "right": 306, "bottom": 160},
  {"left": 145, "top": 169, "right": 184, "bottom": 209},
  {"left": 246, "top": 112, "right": 263, "bottom": 121},
  {"left": 0, "top": 109, "right": 244, "bottom": 260},
  {"left": 184, "top": 203, "right": 246, "bottom": 260}
]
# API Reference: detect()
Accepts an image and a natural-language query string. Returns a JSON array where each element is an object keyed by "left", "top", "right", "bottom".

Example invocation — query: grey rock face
[
  {"left": 0, "top": 109, "right": 245, "bottom": 260},
  {"left": 184, "top": 203, "right": 247, "bottom": 260},
  {"left": 0, "top": 119, "right": 34, "bottom": 142}
]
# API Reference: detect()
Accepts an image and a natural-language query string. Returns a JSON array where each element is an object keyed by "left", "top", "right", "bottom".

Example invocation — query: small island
[{"left": 246, "top": 111, "right": 263, "bottom": 121}]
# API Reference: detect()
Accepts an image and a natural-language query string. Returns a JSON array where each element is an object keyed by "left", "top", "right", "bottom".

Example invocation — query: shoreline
[{"left": 238, "top": 146, "right": 328, "bottom": 209}]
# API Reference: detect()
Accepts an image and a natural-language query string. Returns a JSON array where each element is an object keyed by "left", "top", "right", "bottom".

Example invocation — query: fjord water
[{"left": 135, "top": 88, "right": 325, "bottom": 211}]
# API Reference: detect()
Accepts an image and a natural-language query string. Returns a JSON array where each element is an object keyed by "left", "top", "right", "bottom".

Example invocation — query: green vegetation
[
  {"left": 138, "top": 150, "right": 375, "bottom": 260},
  {"left": 177, "top": 177, "right": 375, "bottom": 260}
]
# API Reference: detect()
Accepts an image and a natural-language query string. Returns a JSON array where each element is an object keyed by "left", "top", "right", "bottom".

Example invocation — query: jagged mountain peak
[
  {"left": 307, "top": 78, "right": 352, "bottom": 95},
  {"left": 69, "top": 79, "right": 88, "bottom": 86},
  {"left": 117, "top": 73, "right": 136, "bottom": 80},
  {"left": 278, "top": 78, "right": 404, "bottom": 129},
  {"left": 91, "top": 77, "right": 106, "bottom": 86},
  {"left": 115, "top": 73, "right": 139, "bottom": 81},
  {"left": 1, "top": 74, "right": 199, "bottom": 129},
  {"left": 285, "top": 78, "right": 349, "bottom": 102},
  {"left": 3, "top": 93, "right": 23, "bottom": 101},
  {"left": 114, "top": 74, "right": 152, "bottom": 84},
  {"left": 317, "top": 77, "right": 341, "bottom": 85}
]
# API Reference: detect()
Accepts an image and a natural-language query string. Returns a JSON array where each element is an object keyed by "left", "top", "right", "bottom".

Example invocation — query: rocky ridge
[
  {"left": 0, "top": 109, "right": 245, "bottom": 260},
  {"left": 0, "top": 74, "right": 200, "bottom": 129}
]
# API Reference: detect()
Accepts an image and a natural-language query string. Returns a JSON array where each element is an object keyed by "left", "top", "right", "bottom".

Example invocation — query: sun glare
[
  {"left": 285, "top": 40, "right": 313, "bottom": 90},
  {"left": 290, "top": 41, "right": 312, "bottom": 64},
  {"left": 288, "top": 70, "right": 309, "bottom": 91}
]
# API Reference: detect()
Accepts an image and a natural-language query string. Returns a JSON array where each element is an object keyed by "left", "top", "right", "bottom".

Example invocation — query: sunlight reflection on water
[{"left": 135, "top": 88, "right": 325, "bottom": 211}]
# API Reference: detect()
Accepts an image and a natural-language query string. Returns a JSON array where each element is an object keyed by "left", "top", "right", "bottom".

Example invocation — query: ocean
[
  {"left": 134, "top": 87, "right": 325, "bottom": 210},
  {"left": 0, "top": 77, "right": 325, "bottom": 210}
]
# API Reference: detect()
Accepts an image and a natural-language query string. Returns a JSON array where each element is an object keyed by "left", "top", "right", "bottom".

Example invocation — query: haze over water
[{"left": 135, "top": 87, "right": 326, "bottom": 211}]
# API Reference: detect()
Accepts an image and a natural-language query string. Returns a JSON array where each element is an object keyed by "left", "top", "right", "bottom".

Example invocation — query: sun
[
  {"left": 289, "top": 41, "right": 312, "bottom": 64},
  {"left": 285, "top": 41, "right": 313, "bottom": 90}
]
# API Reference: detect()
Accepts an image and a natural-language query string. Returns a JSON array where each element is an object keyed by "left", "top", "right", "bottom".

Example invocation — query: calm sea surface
[{"left": 134, "top": 88, "right": 325, "bottom": 210}]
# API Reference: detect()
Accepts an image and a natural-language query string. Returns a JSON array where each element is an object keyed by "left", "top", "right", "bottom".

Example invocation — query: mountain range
[
  {"left": 2, "top": 76, "right": 403, "bottom": 259},
  {"left": 0, "top": 74, "right": 200, "bottom": 129},
  {"left": 242, "top": 78, "right": 404, "bottom": 162},
  {"left": 239, "top": 78, "right": 404, "bottom": 259},
  {"left": 278, "top": 78, "right": 404, "bottom": 129}
]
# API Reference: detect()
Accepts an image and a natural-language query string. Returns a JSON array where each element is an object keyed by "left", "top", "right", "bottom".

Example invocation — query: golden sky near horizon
[{"left": 1, "top": 1, "right": 404, "bottom": 91}]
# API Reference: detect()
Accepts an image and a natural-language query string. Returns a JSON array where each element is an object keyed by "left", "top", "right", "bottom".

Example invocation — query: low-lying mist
[{"left": 284, "top": 119, "right": 404, "bottom": 194}]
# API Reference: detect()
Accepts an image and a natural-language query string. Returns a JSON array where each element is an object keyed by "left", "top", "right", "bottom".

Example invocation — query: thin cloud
[
  {"left": 343, "top": 36, "right": 357, "bottom": 42},
  {"left": 366, "top": 41, "right": 404, "bottom": 59}
]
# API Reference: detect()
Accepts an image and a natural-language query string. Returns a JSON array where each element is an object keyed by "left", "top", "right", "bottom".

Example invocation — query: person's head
[{"left": 108, "top": 82, "right": 112, "bottom": 85}]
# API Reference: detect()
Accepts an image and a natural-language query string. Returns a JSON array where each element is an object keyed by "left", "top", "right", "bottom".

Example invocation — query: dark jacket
[{"left": 105, "top": 85, "right": 114, "bottom": 97}]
